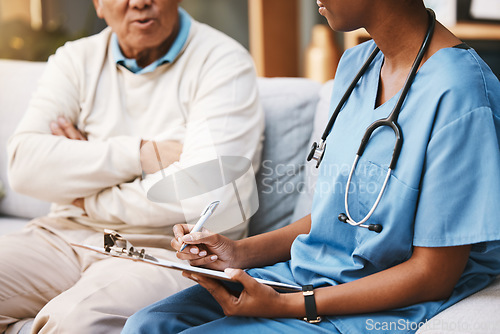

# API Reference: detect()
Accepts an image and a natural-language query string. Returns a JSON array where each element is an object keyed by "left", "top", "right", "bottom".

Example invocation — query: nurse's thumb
[{"left": 225, "top": 268, "right": 259, "bottom": 291}]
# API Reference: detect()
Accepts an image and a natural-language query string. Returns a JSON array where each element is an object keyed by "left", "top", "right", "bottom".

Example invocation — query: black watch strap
[{"left": 302, "top": 285, "right": 322, "bottom": 323}]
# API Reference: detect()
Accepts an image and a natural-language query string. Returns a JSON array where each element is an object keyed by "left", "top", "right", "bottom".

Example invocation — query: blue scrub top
[{"left": 249, "top": 40, "right": 500, "bottom": 333}]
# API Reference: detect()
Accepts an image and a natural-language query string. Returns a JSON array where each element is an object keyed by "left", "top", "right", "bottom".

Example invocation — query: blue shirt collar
[{"left": 111, "top": 7, "right": 191, "bottom": 74}]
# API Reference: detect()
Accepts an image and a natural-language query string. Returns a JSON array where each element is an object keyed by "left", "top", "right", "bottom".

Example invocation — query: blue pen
[{"left": 179, "top": 201, "right": 220, "bottom": 252}]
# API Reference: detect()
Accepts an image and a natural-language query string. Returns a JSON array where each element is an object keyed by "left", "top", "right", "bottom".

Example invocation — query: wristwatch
[{"left": 302, "top": 285, "right": 322, "bottom": 323}]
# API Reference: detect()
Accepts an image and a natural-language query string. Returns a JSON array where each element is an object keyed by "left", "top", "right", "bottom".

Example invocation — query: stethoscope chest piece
[{"left": 307, "top": 140, "right": 326, "bottom": 168}]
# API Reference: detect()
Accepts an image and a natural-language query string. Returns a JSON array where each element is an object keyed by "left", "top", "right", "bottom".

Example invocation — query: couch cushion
[
  {"left": 291, "top": 79, "right": 334, "bottom": 222},
  {"left": 0, "top": 216, "right": 29, "bottom": 236},
  {"left": 249, "top": 77, "right": 321, "bottom": 236},
  {"left": 416, "top": 276, "right": 500, "bottom": 334},
  {"left": 0, "top": 59, "right": 51, "bottom": 219}
]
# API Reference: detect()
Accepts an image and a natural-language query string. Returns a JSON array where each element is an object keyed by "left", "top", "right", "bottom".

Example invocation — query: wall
[
  {"left": 456, "top": 0, "right": 500, "bottom": 78},
  {"left": 1, "top": 0, "right": 498, "bottom": 78},
  {"left": 181, "top": 0, "right": 329, "bottom": 76},
  {"left": 181, "top": 0, "right": 249, "bottom": 49}
]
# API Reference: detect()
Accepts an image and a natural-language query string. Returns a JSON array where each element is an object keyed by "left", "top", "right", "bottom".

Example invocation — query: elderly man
[{"left": 0, "top": 0, "right": 263, "bottom": 333}]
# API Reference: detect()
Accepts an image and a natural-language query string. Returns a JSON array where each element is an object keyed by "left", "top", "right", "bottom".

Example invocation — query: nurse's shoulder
[
  {"left": 423, "top": 46, "right": 500, "bottom": 129},
  {"left": 463, "top": 48, "right": 500, "bottom": 116}
]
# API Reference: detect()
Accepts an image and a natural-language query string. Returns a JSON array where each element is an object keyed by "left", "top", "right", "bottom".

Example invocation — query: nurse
[{"left": 122, "top": 0, "right": 500, "bottom": 333}]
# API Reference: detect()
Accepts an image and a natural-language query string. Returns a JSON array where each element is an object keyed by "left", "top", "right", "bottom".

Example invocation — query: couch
[{"left": 1, "top": 59, "right": 499, "bottom": 333}]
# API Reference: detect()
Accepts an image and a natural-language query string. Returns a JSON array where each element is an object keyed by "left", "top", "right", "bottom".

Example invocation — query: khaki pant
[{"left": 0, "top": 217, "right": 194, "bottom": 334}]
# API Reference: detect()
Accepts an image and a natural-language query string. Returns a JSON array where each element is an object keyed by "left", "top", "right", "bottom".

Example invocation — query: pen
[{"left": 179, "top": 200, "right": 220, "bottom": 252}]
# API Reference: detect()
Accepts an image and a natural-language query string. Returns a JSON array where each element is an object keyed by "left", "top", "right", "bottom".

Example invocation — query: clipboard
[{"left": 71, "top": 230, "right": 301, "bottom": 292}]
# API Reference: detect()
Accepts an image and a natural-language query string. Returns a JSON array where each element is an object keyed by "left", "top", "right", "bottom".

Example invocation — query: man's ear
[{"left": 93, "top": 0, "right": 104, "bottom": 19}]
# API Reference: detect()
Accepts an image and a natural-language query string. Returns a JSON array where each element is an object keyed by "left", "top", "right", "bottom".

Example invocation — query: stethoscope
[{"left": 307, "top": 9, "right": 436, "bottom": 233}]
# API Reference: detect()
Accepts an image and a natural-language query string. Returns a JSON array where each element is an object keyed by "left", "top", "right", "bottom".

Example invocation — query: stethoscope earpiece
[
  {"left": 368, "top": 224, "right": 383, "bottom": 233},
  {"left": 338, "top": 213, "right": 348, "bottom": 223},
  {"left": 338, "top": 213, "right": 383, "bottom": 233}
]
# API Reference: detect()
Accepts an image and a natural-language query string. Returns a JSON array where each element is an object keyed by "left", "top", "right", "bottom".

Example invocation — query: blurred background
[{"left": 0, "top": 0, "right": 499, "bottom": 80}]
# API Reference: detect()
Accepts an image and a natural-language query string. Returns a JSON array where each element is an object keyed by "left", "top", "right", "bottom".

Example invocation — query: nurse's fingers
[
  {"left": 172, "top": 224, "right": 191, "bottom": 240},
  {"left": 224, "top": 268, "right": 260, "bottom": 292},
  {"left": 192, "top": 274, "right": 237, "bottom": 308},
  {"left": 175, "top": 246, "right": 218, "bottom": 266},
  {"left": 187, "top": 254, "right": 219, "bottom": 267}
]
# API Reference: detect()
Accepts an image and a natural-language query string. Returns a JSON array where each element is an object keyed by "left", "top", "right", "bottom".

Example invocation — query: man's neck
[{"left": 121, "top": 19, "right": 181, "bottom": 68}]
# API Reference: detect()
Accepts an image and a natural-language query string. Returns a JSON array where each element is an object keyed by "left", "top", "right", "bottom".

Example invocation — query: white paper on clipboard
[{"left": 72, "top": 244, "right": 301, "bottom": 292}]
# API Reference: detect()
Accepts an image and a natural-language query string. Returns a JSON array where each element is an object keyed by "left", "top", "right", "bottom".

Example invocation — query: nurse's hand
[
  {"left": 172, "top": 224, "right": 239, "bottom": 271},
  {"left": 185, "top": 268, "right": 296, "bottom": 318}
]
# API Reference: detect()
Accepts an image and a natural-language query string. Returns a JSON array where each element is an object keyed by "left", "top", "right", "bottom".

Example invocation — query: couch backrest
[
  {"left": 0, "top": 59, "right": 51, "bottom": 219},
  {"left": 290, "top": 79, "right": 334, "bottom": 223},
  {"left": 249, "top": 77, "right": 323, "bottom": 236}
]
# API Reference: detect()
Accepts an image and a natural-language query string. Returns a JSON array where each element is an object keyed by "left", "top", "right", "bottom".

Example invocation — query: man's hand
[
  {"left": 72, "top": 198, "right": 86, "bottom": 212},
  {"left": 50, "top": 116, "right": 87, "bottom": 140},
  {"left": 140, "top": 140, "right": 183, "bottom": 174}
]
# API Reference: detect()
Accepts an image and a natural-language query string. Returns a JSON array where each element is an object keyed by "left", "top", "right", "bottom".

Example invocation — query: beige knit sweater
[{"left": 8, "top": 20, "right": 263, "bottom": 239}]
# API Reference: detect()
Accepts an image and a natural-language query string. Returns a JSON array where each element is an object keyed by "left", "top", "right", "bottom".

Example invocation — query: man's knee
[{"left": 33, "top": 298, "right": 127, "bottom": 334}]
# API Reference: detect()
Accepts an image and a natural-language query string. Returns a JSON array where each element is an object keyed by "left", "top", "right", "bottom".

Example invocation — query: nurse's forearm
[
  {"left": 282, "top": 245, "right": 470, "bottom": 318},
  {"left": 236, "top": 214, "right": 311, "bottom": 269}
]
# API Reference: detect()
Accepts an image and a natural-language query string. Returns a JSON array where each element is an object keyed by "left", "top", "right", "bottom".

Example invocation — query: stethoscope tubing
[
  {"left": 356, "top": 9, "right": 436, "bottom": 170},
  {"left": 344, "top": 154, "right": 392, "bottom": 227},
  {"left": 308, "top": 9, "right": 437, "bottom": 233},
  {"left": 320, "top": 47, "right": 381, "bottom": 142},
  {"left": 343, "top": 9, "right": 436, "bottom": 228},
  {"left": 357, "top": 118, "right": 402, "bottom": 170}
]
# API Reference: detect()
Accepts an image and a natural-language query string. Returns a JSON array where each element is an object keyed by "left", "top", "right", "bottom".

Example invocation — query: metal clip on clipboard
[{"left": 103, "top": 229, "right": 158, "bottom": 262}]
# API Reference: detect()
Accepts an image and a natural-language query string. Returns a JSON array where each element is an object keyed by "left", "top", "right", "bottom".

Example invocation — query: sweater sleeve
[
  {"left": 7, "top": 40, "right": 143, "bottom": 204},
  {"left": 83, "top": 48, "right": 264, "bottom": 230}
]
